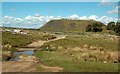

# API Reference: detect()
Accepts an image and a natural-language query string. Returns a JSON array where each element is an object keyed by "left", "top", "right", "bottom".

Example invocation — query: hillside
[{"left": 40, "top": 20, "right": 105, "bottom": 32}]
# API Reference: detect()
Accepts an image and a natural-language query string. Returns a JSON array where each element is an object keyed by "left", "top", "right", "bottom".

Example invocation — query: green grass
[
  {"left": 41, "top": 35, "right": 118, "bottom": 51},
  {"left": 2, "top": 31, "right": 56, "bottom": 47},
  {"left": 35, "top": 51, "right": 118, "bottom": 72},
  {"left": 35, "top": 34, "right": 119, "bottom": 72},
  {"left": 2, "top": 30, "right": 57, "bottom": 61},
  {"left": 2, "top": 32, "right": 33, "bottom": 47}
]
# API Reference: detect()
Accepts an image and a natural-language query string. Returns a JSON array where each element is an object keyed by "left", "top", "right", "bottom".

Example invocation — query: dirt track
[{"left": 28, "top": 35, "right": 66, "bottom": 47}]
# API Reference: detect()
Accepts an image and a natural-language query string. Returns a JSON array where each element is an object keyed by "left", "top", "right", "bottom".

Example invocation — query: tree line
[{"left": 86, "top": 21, "right": 120, "bottom": 35}]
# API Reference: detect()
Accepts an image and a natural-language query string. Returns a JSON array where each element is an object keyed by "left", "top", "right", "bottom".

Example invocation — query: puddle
[{"left": 11, "top": 50, "right": 34, "bottom": 61}]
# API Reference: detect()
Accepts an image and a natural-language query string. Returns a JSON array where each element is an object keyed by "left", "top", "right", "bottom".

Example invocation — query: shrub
[
  {"left": 41, "top": 34, "right": 57, "bottom": 40},
  {"left": 86, "top": 22, "right": 103, "bottom": 32},
  {"left": 107, "top": 22, "right": 115, "bottom": 30}
]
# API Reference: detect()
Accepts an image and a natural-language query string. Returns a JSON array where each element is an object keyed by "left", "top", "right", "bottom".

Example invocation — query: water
[
  {"left": 12, "top": 50, "right": 34, "bottom": 61},
  {"left": 14, "top": 50, "right": 34, "bottom": 56}
]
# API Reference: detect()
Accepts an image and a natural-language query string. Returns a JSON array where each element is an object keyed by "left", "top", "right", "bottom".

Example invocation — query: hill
[{"left": 40, "top": 20, "right": 106, "bottom": 32}]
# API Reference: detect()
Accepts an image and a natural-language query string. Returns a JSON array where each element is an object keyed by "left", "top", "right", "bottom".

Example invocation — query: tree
[
  {"left": 86, "top": 22, "right": 103, "bottom": 32},
  {"left": 86, "top": 25, "right": 92, "bottom": 32},
  {"left": 114, "top": 21, "right": 120, "bottom": 35},
  {"left": 107, "top": 21, "right": 115, "bottom": 30},
  {"left": 92, "top": 22, "right": 103, "bottom": 32}
]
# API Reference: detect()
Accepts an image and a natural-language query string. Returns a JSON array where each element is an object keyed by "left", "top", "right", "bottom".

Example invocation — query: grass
[
  {"left": 2, "top": 32, "right": 33, "bottom": 60},
  {"left": 2, "top": 28, "right": 119, "bottom": 71},
  {"left": 35, "top": 34, "right": 119, "bottom": 72},
  {"left": 2, "top": 30, "right": 56, "bottom": 61},
  {"left": 2, "top": 32, "right": 33, "bottom": 47},
  {"left": 41, "top": 35, "right": 118, "bottom": 51},
  {"left": 35, "top": 51, "right": 118, "bottom": 72},
  {"left": 40, "top": 20, "right": 105, "bottom": 32},
  {"left": 2, "top": 31, "right": 56, "bottom": 47}
]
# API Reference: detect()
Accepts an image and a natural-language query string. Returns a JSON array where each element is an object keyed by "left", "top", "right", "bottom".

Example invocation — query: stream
[
  {"left": 11, "top": 49, "right": 35, "bottom": 61},
  {"left": 10, "top": 35, "right": 66, "bottom": 61}
]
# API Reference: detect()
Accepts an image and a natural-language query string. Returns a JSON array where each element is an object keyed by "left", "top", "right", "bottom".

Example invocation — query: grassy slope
[
  {"left": 40, "top": 35, "right": 118, "bottom": 51},
  {"left": 35, "top": 34, "right": 118, "bottom": 72},
  {"left": 2, "top": 32, "right": 33, "bottom": 47},
  {"left": 40, "top": 20, "right": 105, "bottom": 32},
  {"left": 35, "top": 51, "right": 118, "bottom": 72}
]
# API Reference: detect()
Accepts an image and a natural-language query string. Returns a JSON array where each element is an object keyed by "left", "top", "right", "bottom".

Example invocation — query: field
[
  {"left": 2, "top": 30, "right": 56, "bottom": 61},
  {"left": 35, "top": 33, "right": 119, "bottom": 72},
  {"left": 35, "top": 51, "right": 118, "bottom": 72},
  {"left": 1, "top": 28, "right": 119, "bottom": 72}
]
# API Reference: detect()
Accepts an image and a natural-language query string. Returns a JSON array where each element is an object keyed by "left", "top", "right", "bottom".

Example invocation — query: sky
[
  {"left": 2, "top": 0, "right": 120, "bottom": 2},
  {"left": 1, "top": 2, "right": 120, "bottom": 29}
]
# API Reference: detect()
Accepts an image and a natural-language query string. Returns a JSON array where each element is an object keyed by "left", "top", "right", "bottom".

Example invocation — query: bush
[
  {"left": 107, "top": 22, "right": 115, "bottom": 30},
  {"left": 41, "top": 34, "right": 57, "bottom": 40},
  {"left": 86, "top": 25, "right": 92, "bottom": 32},
  {"left": 86, "top": 22, "right": 103, "bottom": 32}
]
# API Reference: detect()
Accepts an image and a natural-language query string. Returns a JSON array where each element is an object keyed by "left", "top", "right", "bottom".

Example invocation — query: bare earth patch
[
  {"left": 40, "top": 65, "right": 63, "bottom": 72},
  {"left": 2, "top": 61, "right": 37, "bottom": 72},
  {"left": 27, "top": 35, "right": 66, "bottom": 47}
]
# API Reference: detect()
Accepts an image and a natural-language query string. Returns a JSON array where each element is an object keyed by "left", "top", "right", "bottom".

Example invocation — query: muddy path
[
  {"left": 27, "top": 35, "right": 66, "bottom": 48},
  {"left": 2, "top": 35, "right": 66, "bottom": 72}
]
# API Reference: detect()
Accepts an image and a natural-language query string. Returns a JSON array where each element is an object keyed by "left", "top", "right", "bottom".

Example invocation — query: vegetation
[
  {"left": 86, "top": 22, "right": 104, "bottom": 32},
  {"left": 114, "top": 22, "right": 120, "bottom": 35},
  {"left": 40, "top": 20, "right": 105, "bottom": 32},
  {"left": 40, "top": 34, "right": 56, "bottom": 40},
  {"left": 35, "top": 34, "right": 119, "bottom": 72},
  {"left": 2, "top": 32, "right": 32, "bottom": 47},
  {"left": 107, "top": 21, "right": 116, "bottom": 30},
  {"left": 2, "top": 30, "right": 56, "bottom": 61},
  {"left": 35, "top": 51, "right": 118, "bottom": 72},
  {"left": 107, "top": 21, "right": 120, "bottom": 35},
  {"left": 2, "top": 19, "right": 119, "bottom": 71},
  {"left": 41, "top": 35, "right": 118, "bottom": 51}
]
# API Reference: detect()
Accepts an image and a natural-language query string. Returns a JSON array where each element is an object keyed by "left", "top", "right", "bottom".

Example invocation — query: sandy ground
[{"left": 2, "top": 61, "right": 37, "bottom": 72}]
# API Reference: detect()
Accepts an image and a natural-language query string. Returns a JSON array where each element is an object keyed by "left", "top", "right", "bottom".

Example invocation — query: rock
[
  {"left": 83, "top": 44, "right": 89, "bottom": 48},
  {"left": 73, "top": 47, "right": 80, "bottom": 52},
  {"left": 89, "top": 46, "right": 97, "bottom": 50},
  {"left": 4, "top": 44, "right": 12, "bottom": 50},
  {"left": 109, "top": 38, "right": 114, "bottom": 41},
  {"left": 104, "top": 61, "right": 107, "bottom": 64},
  {"left": 2, "top": 51, "right": 12, "bottom": 56},
  {"left": 19, "top": 55, "right": 39, "bottom": 62}
]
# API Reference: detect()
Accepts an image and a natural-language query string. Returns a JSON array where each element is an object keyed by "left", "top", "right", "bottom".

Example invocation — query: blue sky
[
  {"left": 2, "top": 2, "right": 118, "bottom": 18},
  {"left": 2, "top": 0, "right": 120, "bottom": 2},
  {"left": 1, "top": 2, "right": 119, "bottom": 28}
]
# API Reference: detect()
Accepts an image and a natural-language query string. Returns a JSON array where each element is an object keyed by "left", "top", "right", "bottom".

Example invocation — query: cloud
[
  {"left": 88, "top": 15, "right": 98, "bottom": 20},
  {"left": 3, "top": 16, "right": 14, "bottom": 19},
  {"left": 79, "top": 16, "right": 87, "bottom": 20},
  {"left": 2, "top": 14, "right": 117, "bottom": 28},
  {"left": 68, "top": 14, "right": 79, "bottom": 19},
  {"left": 34, "top": 14, "right": 41, "bottom": 17},
  {"left": 107, "top": 6, "right": 119, "bottom": 14},
  {"left": 97, "top": 16, "right": 114, "bottom": 24},
  {"left": 2, "top": 15, "right": 58, "bottom": 28},
  {"left": 99, "top": 0, "right": 114, "bottom": 6}
]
